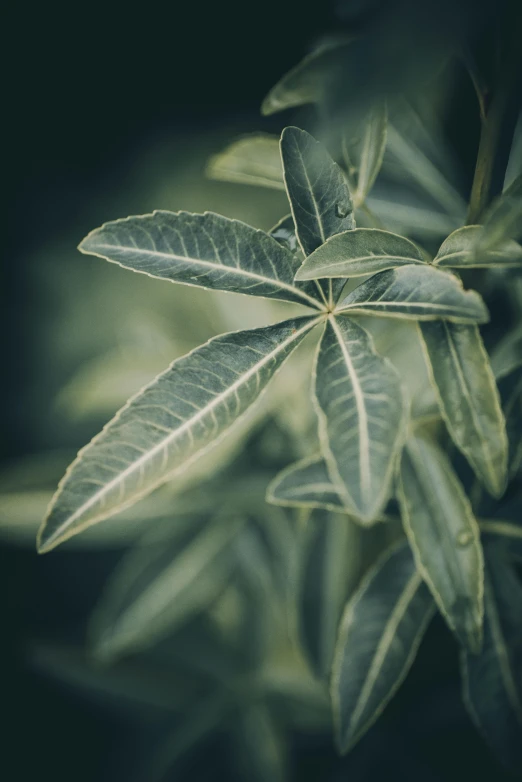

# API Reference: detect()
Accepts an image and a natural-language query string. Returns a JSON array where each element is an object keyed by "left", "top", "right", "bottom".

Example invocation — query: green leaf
[
  {"left": 261, "top": 41, "right": 350, "bottom": 116},
  {"left": 331, "top": 541, "right": 435, "bottom": 754},
  {"left": 433, "top": 225, "right": 522, "bottom": 269},
  {"left": 397, "top": 435, "right": 484, "bottom": 652},
  {"left": 313, "top": 317, "right": 406, "bottom": 523},
  {"left": 232, "top": 704, "right": 287, "bottom": 782},
  {"left": 294, "top": 510, "right": 361, "bottom": 679},
  {"left": 418, "top": 322, "right": 508, "bottom": 497},
  {"left": 461, "top": 552, "right": 522, "bottom": 773},
  {"left": 342, "top": 103, "right": 388, "bottom": 206},
  {"left": 269, "top": 214, "right": 298, "bottom": 253},
  {"left": 79, "top": 210, "right": 323, "bottom": 310},
  {"left": 478, "top": 174, "right": 522, "bottom": 251},
  {"left": 38, "top": 317, "right": 319, "bottom": 552},
  {"left": 206, "top": 134, "right": 285, "bottom": 190},
  {"left": 295, "top": 228, "right": 426, "bottom": 280},
  {"left": 497, "top": 363, "right": 522, "bottom": 479},
  {"left": 336, "top": 265, "right": 489, "bottom": 324},
  {"left": 89, "top": 514, "right": 242, "bottom": 659},
  {"left": 280, "top": 126, "right": 354, "bottom": 307}
]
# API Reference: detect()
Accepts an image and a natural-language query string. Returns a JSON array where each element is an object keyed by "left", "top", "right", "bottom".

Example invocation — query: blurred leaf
[
  {"left": 342, "top": 102, "right": 388, "bottom": 206},
  {"left": 313, "top": 317, "right": 406, "bottom": 522},
  {"left": 477, "top": 174, "right": 522, "bottom": 250},
  {"left": 433, "top": 225, "right": 522, "bottom": 269},
  {"left": 206, "top": 135, "right": 285, "bottom": 190},
  {"left": 232, "top": 703, "right": 287, "bottom": 782},
  {"left": 491, "top": 322, "right": 522, "bottom": 378},
  {"left": 90, "top": 514, "right": 243, "bottom": 659},
  {"left": 336, "top": 266, "right": 489, "bottom": 323},
  {"left": 331, "top": 541, "right": 435, "bottom": 754},
  {"left": 261, "top": 41, "right": 351, "bottom": 116},
  {"left": 79, "top": 211, "right": 323, "bottom": 309},
  {"left": 38, "top": 317, "right": 318, "bottom": 552},
  {"left": 294, "top": 509, "right": 361, "bottom": 679},
  {"left": 268, "top": 455, "right": 349, "bottom": 513},
  {"left": 418, "top": 322, "right": 508, "bottom": 497},
  {"left": 295, "top": 228, "right": 427, "bottom": 280},
  {"left": 398, "top": 435, "right": 484, "bottom": 652},
  {"left": 280, "top": 126, "right": 355, "bottom": 307},
  {"left": 496, "top": 362, "right": 522, "bottom": 479},
  {"left": 461, "top": 552, "right": 522, "bottom": 773}
]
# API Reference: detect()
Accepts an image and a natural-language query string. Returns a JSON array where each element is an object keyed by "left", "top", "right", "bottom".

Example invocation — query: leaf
[
  {"left": 331, "top": 541, "right": 435, "bottom": 754},
  {"left": 206, "top": 134, "right": 285, "bottom": 190},
  {"left": 78, "top": 210, "right": 323, "bottom": 310},
  {"left": 433, "top": 225, "right": 522, "bottom": 269},
  {"left": 294, "top": 509, "right": 361, "bottom": 679},
  {"left": 336, "top": 265, "right": 489, "bottom": 324},
  {"left": 478, "top": 174, "right": 522, "bottom": 251},
  {"left": 261, "top": 41, "right": 351, "bottom": 116},
  {"left": 90, "top": 514, "right": 243, "bottom": 659},
  {"left": 38, "top": 317, "right": 319, "bottom": 552},
  {"left": 280, "top": 126, "right": 354, "bottom": 306},
  {"left": 397, "top": 435, "right": 484, "bottom": 652},
  {"left": 269, "top": 214, "right": 298, "bottom": 253},
  {"left": 232, "top": 704, "right": 287, "bottom": 782},
  {"left": 295, "top": 228, "right": 427, "bottom": 280},
  {"left": 313, "top": 317, "right": 406, "bottom": 522},
  {"left": 342, "top": 103, "right": 388, "bottom": 206},
  {"left": 497, "top": 363, "right": 522, "bottom": 478},
  {"left": 418, "top": 321, "right": 508, "bottom": 497},
  {"left": 461, "top": 552, "right": 522, "bottom": 773}
]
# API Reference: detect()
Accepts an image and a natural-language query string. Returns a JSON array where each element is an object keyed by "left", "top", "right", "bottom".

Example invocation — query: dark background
[{"left": 3, "top": 1, "right": 520, "bottom": 779}]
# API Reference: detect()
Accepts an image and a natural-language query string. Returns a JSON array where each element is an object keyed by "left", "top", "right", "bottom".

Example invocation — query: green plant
[{"left": 35, "top": 23, "right": 522, "bottom": 780}]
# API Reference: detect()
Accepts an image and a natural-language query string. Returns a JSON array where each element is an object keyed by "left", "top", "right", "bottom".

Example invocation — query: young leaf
[
  {"left": 398, "top": 435, "right": 484, "bottom": 652},
  {"left": 418, "top": 321, "right": 508, "bottom": 497},
  {"left": 497, "top": 363, "right": 522, "bottom": 479},
  {"left": 38, "top": 317, "right": 319, "bottom": 552},
  {"left": 280, "top": 126, "right": 354, "bottom": 306},
  {"left": 342, "top": 103, "right": 388, "bottom": 206},
  {"left": 206, "top": 135, "right": 285, "bottom": 190},
  {"left": 336, "top": 265, "right": 489, "bottom": 324},
  {"left": 79, "top": 211, "right": 323, "bottom": 310},
  {"left": 433, "top": 225, "right": 522, "bottom": 269},
  {"left": 295, "top": 509, "right": 360, "bottom": 679},
  {"left": 261, "top": 41, "right": 350, "bottom": 116},
  {"left": 89, "top": 515, "right": 243, "bottom": 659},
  {"left": 461, "top": 552, "right": 522, "bottom": 773},
  {"left": 331, "top": 541, "right": 435, "bottom": 754},
  {"left": 313, "top": 317, "right": 406, "bottom": 523},
  {"left": 295, "top": 228, "right": 427, "bottom": 280}
]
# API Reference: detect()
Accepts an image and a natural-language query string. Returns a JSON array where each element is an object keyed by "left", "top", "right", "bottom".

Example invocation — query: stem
[{"left": 466, "top": 17, "right": 522, "bottom": 224}]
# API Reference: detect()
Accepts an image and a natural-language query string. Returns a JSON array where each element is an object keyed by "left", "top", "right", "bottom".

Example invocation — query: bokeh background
[{"left": 3, "top": 1, "right": 520, "bottom": 780}]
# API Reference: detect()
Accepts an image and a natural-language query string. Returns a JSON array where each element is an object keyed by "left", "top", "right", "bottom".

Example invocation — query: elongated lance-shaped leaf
[
  {"left": 397, "top": 435, "right": 484, "bottom": 652},
  {"left": 294, "top": 509, "right": 361, "bottom": 679},
  {"left": 342, "top": 102, "right": 388, "bottom": 206},
  {"left": 280, "top": 126, "right": 354, "bottom": 307},
  {"left": 261, "top": 41, "right": 351, "bottom": 116},
  {"left": 295, "top": 228, "right": 427, "bottom": 280},
  {"left": 79, "top": 210, "right": 323, "bottom": 310},
  {"left": 206, "top": 134, "right": 285, "bottom": 190},
  {"left": 336, "top": 265, "right": 489, "bottom": 324},
  {"left": 331, "top": 541, "right": 435, "bottom": 754},
  {"left": 433, "top": 225, "right": 522, "bottom": 269},
  {"left": 461, "top": 551, "right": 522, "bottom": 773},
  {"left": 418, "top": 321, "right": 508, "bottom": 497},
  {"left": 38, "top": 317, "right": 320, "bottom": 552},
  {"left": 497, "top": 362, "right": 522, "bottom": 478},
  {"left": 313, "top": 316, "right": 406, "bottom": 523},
  {"left": 89, "top": 514, "right": 242, "bottom": 659}
]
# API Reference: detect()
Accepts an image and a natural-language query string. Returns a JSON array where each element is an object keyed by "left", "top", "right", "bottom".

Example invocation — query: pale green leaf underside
[
  {"left": 313, "top": 317, "right": 406, "bottom": 522},
  {"left": 336, "top": 265, "right": 489, "bottom": 324},
  {"left": 38, "top": 317, "right": 319, "bottom": 552},
  {"left": 419, "top": 322, "right": 507, "bottom": 497},
  {"left": 398, "top": 435, "right": 484, "bottom": 653},
  {"left": 343, "top": 103, "right": 388, "bottom": 206},
  {"left": 79, "top": 210, "right": 323, "bottom": 310},
  {"left": 434, "top": 225, "right": 522, "bottom": 268},
  {"left": 331, "top": 541, "right": 434, "bottom": 754},
  {"left": 206, "top": 135, "right": 285, "bottom": 190},
  {"left": 281, "top": 126, "right": 354, "bottom": 306},
  {"left": 90, "top": 515, "right": 242, "bottom": 659},
  {"left": 461, "top": 554, "right": 522, "bottom": 772},
  {"left": 295, "top": 228, "right": 426, "bottom": 280}
]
